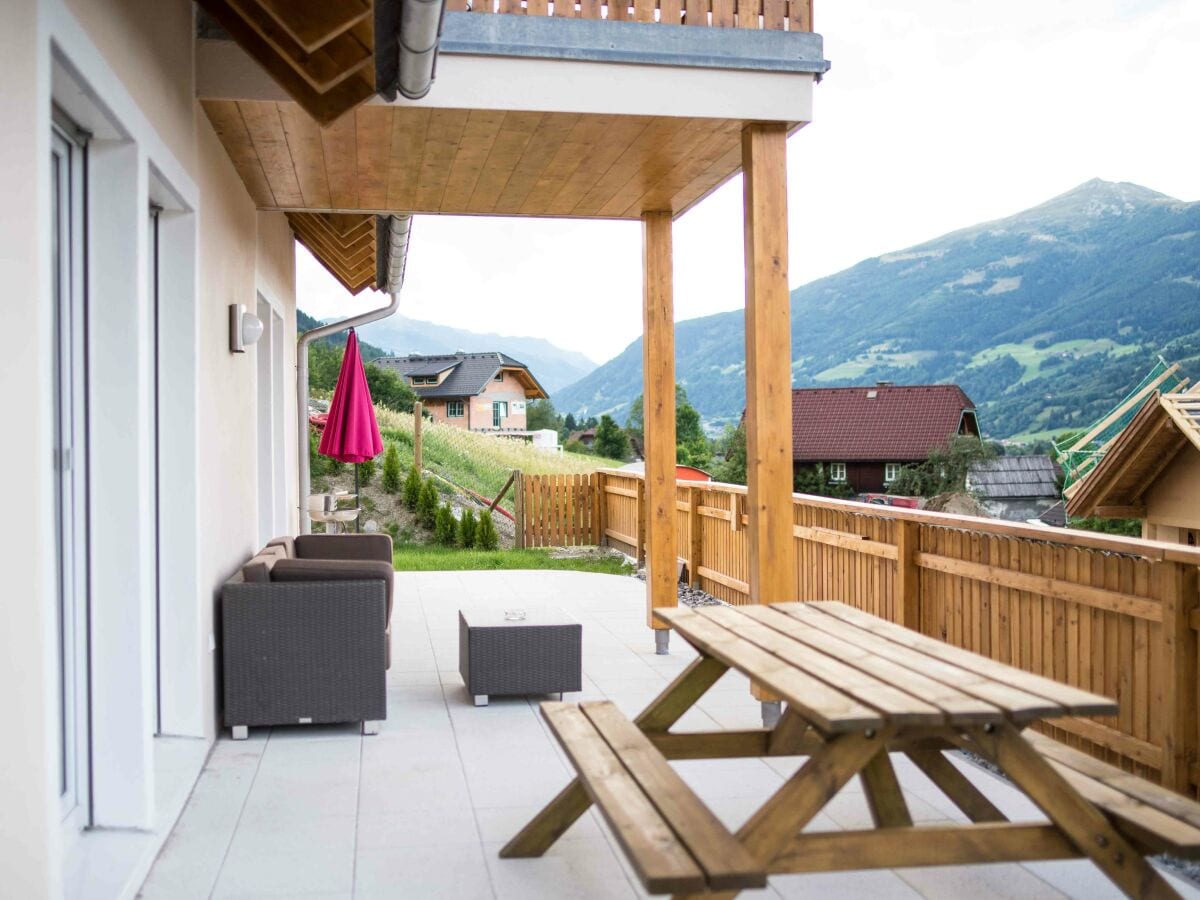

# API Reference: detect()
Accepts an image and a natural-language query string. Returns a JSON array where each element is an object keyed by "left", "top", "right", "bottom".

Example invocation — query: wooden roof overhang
[
  {"left": 196, "top": 1, "right": 826, "bottom": 291},
  {"left": 1066, "top": 393, "right": 1200, "bottom": 520},
  {"left": 504, "top": 366, "right": 549, "bottom": 400}
]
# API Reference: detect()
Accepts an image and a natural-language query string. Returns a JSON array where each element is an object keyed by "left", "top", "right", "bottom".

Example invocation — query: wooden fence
[
  {"left": 516, "top": 468, "right": 1200, "bottom": 794},
  {"left": 446, "top": 0, "right": 814, "bottom": 31}
]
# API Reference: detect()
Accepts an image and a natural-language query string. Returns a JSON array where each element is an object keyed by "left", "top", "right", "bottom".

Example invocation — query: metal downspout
[
  {"left": 297, "top": 215, "right": 412, "bottom": 534},
  {"left": 398, "top": 0, "right": 448, "bottom": 100}
]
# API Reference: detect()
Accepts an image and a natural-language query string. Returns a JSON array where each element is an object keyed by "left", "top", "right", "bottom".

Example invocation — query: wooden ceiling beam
[
  {"left": 288, "top": 211, "right": 379, "bottom": 295},
  {"left": 196, "top": 0, "right": 376, "bottom": 126}
]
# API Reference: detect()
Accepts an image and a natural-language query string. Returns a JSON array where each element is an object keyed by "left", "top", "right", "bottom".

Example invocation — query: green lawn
[{"left": 392, "top": 545, "right": 635, "bottom": 575}]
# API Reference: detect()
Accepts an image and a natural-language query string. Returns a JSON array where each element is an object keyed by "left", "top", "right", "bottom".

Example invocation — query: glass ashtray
[{"left": 503, "top": 609, "right": 526, "bottom": 622}]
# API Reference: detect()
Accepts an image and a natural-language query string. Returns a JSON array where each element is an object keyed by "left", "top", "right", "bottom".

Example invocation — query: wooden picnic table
[{"left": 503, "top": 601, "right": 1190, "bottom": 899}]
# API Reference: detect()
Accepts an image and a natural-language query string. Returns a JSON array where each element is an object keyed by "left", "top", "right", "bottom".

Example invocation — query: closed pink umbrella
[{"left": 318, "top": 330, "right": 383, "bottom": 530}]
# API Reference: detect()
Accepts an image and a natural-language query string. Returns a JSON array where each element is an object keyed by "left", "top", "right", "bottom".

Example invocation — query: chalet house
[
  {"left": 1066, "top": 390, "right": 1200, "bottom": 545},
  {"left": 967, "top": 456, "right": 1062, "bottom": 522},
  {"left": 791, "top": 384, "right": 980, "bottom": 494},
  {"left": 374, "top": 352, "right": 547, "bottom": 431}
]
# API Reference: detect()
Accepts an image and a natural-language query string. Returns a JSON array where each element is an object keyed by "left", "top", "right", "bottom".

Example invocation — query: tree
[
  {"left": 434, "top": 503, "right": 458, "bottom": 546},
  {"left": 476, "top": 510, "right": 499, "bottom": 550},
  {"left": 402, "top": 465, "right": 422, "bottom": 509},
  {"left": 526, "top": 399, "right": 561, "bottom": 433},
  {"left": 593, "top": 414, "right": 630, "bottom": 460},
  {"left": 889, "top": 436, "right": 997, "bottom": 498},
  {"left": 710, "top": 424, "right": 747, "bottom": 485},
  {"left": 418, "top": 479, "right": 439, "bottom": 529},
  {"left": 380, "top": 445, "right": 402, "bottom": 493},
  {"left": 458, "top": 508, "right": 478, "bottom": 548},
  {"left": 562, "top": 412, "right": 578, "bottom": 440},
  {"left": 626, "top": 385, "right": 711, "bottom": 466},
  {"left": 357, "top": 453, "right": 377, "bottom": 486},
  {"left": 364, "top": 363, "right": 417, "bottom": 413}
]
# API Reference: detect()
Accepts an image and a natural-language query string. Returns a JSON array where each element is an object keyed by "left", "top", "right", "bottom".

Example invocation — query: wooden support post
[
  {"left": 1158, "top": 560, "right": 1199, "bottom": 793},
  {"left": 635, "top": 478, "right": 647, "bottom": 566},
  {"left": 742, "top": 123, "right": 795, "bottom": 700},
  {"left": 742, "top": 123, "right": 796, "bottom": 610},
  {"left": 642, "top": 210, "right": 678, "bottom": 639},
  {"left": 894, "top": 520, "right": 920, "bottom": 629},
  {"left": 689, "top": 486, "right": 703, "bottom": 588},
  {"left": 413, "top": 400, "right": 424, "bottom": 470}
]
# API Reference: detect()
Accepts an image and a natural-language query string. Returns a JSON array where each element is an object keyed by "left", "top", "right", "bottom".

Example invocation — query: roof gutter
[
  {"left": 376, "top": 0, "right": 448, "bottom": 102},
  {"left": 297, "top": 215, "right": 412, "bottom": 534}
]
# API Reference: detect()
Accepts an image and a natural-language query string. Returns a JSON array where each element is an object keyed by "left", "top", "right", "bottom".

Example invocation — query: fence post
[
  {"left": 636, "top": 477, "right": 647, "bottom": 566},
  {"left": 894, "top": 519, "right": 921, "bottom": 630},
  {"left": 413, "top": 401, "right": 423, "bottom": 470},
  {"left": 594, "top": 471, "right": 606, "bottom": 546},
  {"left": 1158, "top": 560, "right": 1199, "bottom": 793},
  {"left": 513, "top": 471, "right": 525, "bottom": 549},
  {"left": 689, "top": 486, "right": 703, "bottom": 588}
]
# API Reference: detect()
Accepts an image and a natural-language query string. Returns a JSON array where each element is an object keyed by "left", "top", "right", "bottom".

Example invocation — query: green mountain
[
  {"left": 297, "top": 310, "right": 598, "bottom": 394},
  {"left": 554, "top": 180, "right": 1200, "bottom": 439}
]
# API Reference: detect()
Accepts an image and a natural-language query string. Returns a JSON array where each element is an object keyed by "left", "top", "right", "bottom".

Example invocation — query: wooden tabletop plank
[
  {"left": 655, "top": 608, "right": 882, "bottom": 733},
  {"left": 774, "top": 604, "right": 1069, "bottom": 722},
  {"left": 742, "top": 607, "right": 1004, "bottom": 726},
  {"left": 540, "top": 703, "right": 706, "bottom": 894},
  {"left": 800, "top": 602, "right": 1117, "bottom": 718},
  {"left": 697, "top": 607, "right": 945, "bottom": 726},
  {"left": 580, "top": 702, "right": 766, "bottom": 891}
]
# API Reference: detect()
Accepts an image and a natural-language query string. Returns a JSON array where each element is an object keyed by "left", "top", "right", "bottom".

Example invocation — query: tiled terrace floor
[{"left": 141, "top": 570, "right": 1199, "bottom": 899}]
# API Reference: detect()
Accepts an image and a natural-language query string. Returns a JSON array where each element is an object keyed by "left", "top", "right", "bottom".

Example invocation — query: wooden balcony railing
[
  {"left": 446, "top": 0, "right": 813, "bottom": 31},
  {"left": 514, "top": 469, "right": 1200, "bottom": 796}
]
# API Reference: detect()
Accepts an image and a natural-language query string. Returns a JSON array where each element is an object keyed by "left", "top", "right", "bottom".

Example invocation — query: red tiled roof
[{"left": 790, "top": 385, "right": 978, "bottom": 462}]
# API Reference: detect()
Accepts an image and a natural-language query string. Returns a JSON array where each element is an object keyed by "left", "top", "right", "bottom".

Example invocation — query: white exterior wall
[{"left": 0, "top": 0, "right": 299, "bottom": 893}]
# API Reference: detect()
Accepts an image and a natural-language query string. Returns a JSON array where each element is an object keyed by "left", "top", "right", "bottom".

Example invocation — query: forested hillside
[{"left": 555, "top": 180, "right": 1200, "bottom": 439}]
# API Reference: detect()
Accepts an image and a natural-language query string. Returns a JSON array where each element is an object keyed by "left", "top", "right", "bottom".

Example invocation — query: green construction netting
[{"left": 1054, "top": 357, "right": 1186, "bottom": 492}]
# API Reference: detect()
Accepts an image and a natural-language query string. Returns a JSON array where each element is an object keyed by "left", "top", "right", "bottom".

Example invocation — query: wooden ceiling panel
[{"left": 202, "top": 100, "right": 780, "bottom": 219}]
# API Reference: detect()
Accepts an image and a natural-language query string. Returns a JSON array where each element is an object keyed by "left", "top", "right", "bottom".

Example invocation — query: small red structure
[{"left": 675, "top": 465, "right": 713, "bottom": 482}]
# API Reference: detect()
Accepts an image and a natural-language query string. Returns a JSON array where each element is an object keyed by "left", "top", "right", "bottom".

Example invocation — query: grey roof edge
[{"left": 439, "top": 12, "right": 830, "bottom": 75}]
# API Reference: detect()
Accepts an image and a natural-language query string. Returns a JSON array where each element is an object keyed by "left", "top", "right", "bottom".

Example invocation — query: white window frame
[
  {"left": 884, "top": 463, "right": 901, "bottom": 484},
  {"left": 493, "top": 400, "right": 508, "bottom": 428},
  {"left": 446, "top": 399, "right": 464, "bottom": 418},
  {"left": 828, "top": 462, "right": 847, "bottom": 483}
]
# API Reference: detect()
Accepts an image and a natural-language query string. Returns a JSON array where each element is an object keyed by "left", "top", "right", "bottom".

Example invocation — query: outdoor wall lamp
[{"left": 229, "top": 304, "right": 264, "bottom": 353}]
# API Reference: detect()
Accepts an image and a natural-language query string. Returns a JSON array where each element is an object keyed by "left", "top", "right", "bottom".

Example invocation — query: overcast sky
[{"left": 297, "top": 0, "right": 1200, "bottom": 363}]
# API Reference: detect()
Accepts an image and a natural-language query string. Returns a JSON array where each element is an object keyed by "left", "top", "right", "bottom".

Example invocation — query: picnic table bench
[{"left": 503, "top": 601, "right": 1200, "bottom": 899}]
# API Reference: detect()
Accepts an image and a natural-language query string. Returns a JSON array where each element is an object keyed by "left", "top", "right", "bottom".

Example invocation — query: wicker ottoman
[{"left": 458, "top": 608, "right": 582, "bottom": 706}]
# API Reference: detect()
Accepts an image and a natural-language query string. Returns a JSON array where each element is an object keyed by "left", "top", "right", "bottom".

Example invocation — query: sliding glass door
[{"left": 52, "top": 120, "right": 91, "bottom": 831}]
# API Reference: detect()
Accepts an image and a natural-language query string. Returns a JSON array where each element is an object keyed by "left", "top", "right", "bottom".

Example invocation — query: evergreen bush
[
  {"left": 434, "top": 503, "right": 458, "bottom": 546},
  {"left": 381, "top": 444, "right": 402, "bottom": 493},
  {"left": 418, "top": 479, "right": 439, "bottom": 529},
  {"left": 403, "top": 465, "right": 422, "bottom": 509},
  {"left": 357, "top": 454, "right": 376, "bottom": 486},
  {"left": 458, "top": 508, "right": 477, "bottom": 548},
  {"left": 475, "top": 510, "right": 499, "bottom": 551}
]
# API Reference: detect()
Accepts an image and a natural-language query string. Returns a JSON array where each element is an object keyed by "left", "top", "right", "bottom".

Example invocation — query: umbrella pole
[{"left": 355, "top": 463, "right": 361, "bottom": 533}]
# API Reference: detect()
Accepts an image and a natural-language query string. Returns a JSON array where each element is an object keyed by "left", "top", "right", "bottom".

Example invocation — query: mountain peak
[{"left": 1025, "top": 179, "right": 1179, "bottom": 224}]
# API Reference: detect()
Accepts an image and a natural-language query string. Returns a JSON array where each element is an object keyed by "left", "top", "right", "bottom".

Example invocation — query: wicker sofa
[{"left": 221, "top": 533, "right": 394, "bottom": 739}]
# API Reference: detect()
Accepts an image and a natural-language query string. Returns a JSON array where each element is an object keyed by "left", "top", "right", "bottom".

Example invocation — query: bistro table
[{"left": 503, "top": 601, "right": 1186, "bottom": 899}]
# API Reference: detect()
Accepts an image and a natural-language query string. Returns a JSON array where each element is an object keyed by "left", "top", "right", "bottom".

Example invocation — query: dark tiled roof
[
  {"left": 967, "top": 456, "right": 1062, "bottom": 499},
  {"left": 1039, "top": 501, "right": 1067, "bottom": 528},
  {"left": 373, "top": 351, "right": 546, "bottom": 399},
  {"left": 790, "top": 385, "right": 978, "bottom": 462}
]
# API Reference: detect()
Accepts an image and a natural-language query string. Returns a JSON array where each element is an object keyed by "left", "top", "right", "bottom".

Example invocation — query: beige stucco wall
[
  {"left": 63, "top": 0, "right": 196, "bottom": 170},
  {"left": 195, "top": 108, "right": 298, "bottom": 733},
  {"left": 1143, "top": 447, "right": 1200, "bottom": 539},
  {"left": 258, "top": 209, "right": 299, "bottom": 536}
]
